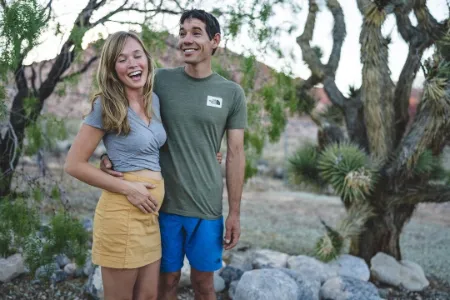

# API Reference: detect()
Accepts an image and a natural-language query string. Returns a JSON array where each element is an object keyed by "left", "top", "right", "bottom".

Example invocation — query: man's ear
[{"left": 211, "top": 33, "right": 221, "bottom": 51}]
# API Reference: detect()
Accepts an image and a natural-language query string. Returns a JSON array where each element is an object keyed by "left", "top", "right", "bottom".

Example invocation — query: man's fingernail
[
  {"left": 225, "top": 239, "right": 230, "bottom": 243},
  {"left": 106, "top": 164, "right": 111, "bottom": 167}
]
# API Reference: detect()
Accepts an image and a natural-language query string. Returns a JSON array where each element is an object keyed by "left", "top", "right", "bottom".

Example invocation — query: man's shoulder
[
  {"left": 213, "top": 74, "right": 244, "bottom": 94},
  {"left": 155, "top": 67, "right": 182, "bottom": 77}
]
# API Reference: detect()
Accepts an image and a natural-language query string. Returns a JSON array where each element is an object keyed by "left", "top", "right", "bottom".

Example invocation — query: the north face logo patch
[{"left": 206, "top": 96, "right": 223, "bottom": 108}]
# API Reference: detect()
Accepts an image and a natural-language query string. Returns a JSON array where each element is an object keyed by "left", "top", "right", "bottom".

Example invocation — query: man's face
[{"left": 178, "top": 18, "right": 219, "bottom": 65}]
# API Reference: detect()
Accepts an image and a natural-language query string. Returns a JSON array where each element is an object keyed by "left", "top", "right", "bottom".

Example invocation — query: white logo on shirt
[{"left": 206, "top": 96, "right": 223, "bottom": 108}]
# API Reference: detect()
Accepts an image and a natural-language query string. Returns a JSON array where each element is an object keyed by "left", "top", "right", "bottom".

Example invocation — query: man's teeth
[{"left": 184, "top": 49, "right": 196, "bottom": 53}]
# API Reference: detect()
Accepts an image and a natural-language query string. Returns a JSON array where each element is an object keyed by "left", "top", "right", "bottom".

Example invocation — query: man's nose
[{"left": 183, "top": 33, "right": 194, "bottom": 43}]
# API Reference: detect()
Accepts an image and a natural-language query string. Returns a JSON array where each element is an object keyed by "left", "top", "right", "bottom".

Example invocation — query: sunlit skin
[{"left": 178, "top": 18, "right": 220, "bottom": 78}]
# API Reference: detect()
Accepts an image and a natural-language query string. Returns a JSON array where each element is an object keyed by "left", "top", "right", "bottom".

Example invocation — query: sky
[{"left": 24, "top": 0, "right": 450, "bottom": 93}]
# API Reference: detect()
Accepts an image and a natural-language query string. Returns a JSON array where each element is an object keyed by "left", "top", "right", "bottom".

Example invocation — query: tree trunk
[{"left": 350, "top": 201, "right": 416, "bottom": 264}]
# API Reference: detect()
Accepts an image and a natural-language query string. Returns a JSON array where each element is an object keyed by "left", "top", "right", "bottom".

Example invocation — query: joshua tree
[{"left": 290, "top": 0, "right": 450, "bottom": 263}]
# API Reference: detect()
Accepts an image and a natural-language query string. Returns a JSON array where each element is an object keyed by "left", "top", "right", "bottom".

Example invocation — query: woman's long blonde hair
[{"left": 91, "top": 31, "right": 155, "bottom": 135}]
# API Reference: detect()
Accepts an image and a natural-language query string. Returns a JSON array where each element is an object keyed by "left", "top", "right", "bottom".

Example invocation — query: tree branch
[
  {"left": 393, "top": 184, "right": 450, "bottom": 205},
  {"left": 43, "top": 0, "right": 54, "bottom": 23},
  {"left": 31, "top": 66, "right": 38, "bottom": 95},
  {"left": 59, "top": 56, "right": 98, "bottom": 82},
  {"left": 0, "top": 0, "right": 7, "bottom": 10},
  {"left": 296, "top": 0, "right": 323, "bottom": 79},
  {"left": 325, "top": 0, "right": 346, "bottom": 77}
]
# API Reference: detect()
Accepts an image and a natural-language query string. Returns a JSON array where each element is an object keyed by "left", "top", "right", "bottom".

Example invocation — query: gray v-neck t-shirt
[{"left": 83, "top": 92, "right": 167, "bottom": 172}]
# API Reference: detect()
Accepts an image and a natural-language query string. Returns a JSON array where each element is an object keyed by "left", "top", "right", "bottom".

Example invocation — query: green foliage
[
  {"left": 241, "top": 55, "right": 257, "bottom": 92},
  {"left": 0, "top": 198, "right": 40, "bottom": 257},
  {"left": 288, "top": 143, "right": 323, "bottom": 187},
  {"left": 25, "top": 115, "right": 67, "bottom": 155},
  {"left": 319, "top": 104, "right": 344, "bottom": 125},
  {"left": 69, "top": 26, "right": 88, "bottom": 51},
  {"left": 314, "top": 220, "right": 344, "bottom": 262},
  {"left": 141, "top": 26, "right": 169, "bottom": 53},
  {"left": 212, "top": 57, "right": 232, "bottom": 80},
  {"left": 414, "top": 150, "right": 438, "bottom": 175},
  {"left": 0, "top": 0, "right": 47, "bottom": 79},
  {"left": 24, "top": 212, "right": 89, "bottom": 274},
  {"left": 318, "top": 142, "right": 377, "bottom": 203},
  {"left": 312, "top": 46, "right": 323, "bottom": 60}
]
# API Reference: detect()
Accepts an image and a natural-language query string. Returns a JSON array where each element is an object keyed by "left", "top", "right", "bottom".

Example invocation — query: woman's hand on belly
[{"left": 123, "top": 181, "right": 158, "bottom": 214}]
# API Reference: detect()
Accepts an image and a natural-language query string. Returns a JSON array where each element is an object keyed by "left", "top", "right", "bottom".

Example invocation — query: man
[{"left": 100, "top": 9, "right": 246, "bottom": 300}]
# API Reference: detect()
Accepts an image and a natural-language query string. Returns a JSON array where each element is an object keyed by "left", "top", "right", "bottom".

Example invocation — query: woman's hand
[{"left": 123, "top": 181, "right": 158, "bottom": 214}]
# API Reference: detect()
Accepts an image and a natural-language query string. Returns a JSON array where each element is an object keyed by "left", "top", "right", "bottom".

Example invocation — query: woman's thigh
[
  {"left": 102, "top": 267, "right": 138, "bottom": 300},
  {"left": 133, "top": 259, "right": 161, "bottom": 300}
]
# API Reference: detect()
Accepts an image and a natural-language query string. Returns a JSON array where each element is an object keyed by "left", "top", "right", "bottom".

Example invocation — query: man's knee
[
  {"left": 190, "top": 270, "right": 214, "bottom": 295},
  {"left": 160, "top": 272, "right": 181, "bottom": 290}
]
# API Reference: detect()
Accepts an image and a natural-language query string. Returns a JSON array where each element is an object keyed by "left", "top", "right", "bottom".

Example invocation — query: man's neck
[{"left": 184, "top": 61, "right": 212, "bottom": 79}]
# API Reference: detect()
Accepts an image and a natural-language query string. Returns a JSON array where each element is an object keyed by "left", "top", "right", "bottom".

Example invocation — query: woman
[
  {"left": 65, "top": 31, "right": 164, "bottom": 300},
  {"left": 65, "top": 31, "right": 222, "bottom": 300}
]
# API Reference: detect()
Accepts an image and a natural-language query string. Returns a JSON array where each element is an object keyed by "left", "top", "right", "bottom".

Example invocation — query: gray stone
[
  {"left": 234, "top": 269, "right": 299, "bottom": 300},
  {"left": 370, "top": 252, "right": 429, "bottom": 291},
  {"left": 329, "top": 254, "right": 370, "bottom": 281},
  {"left": 82, "top": 218, "right": 93, "bottom": 232},
  {"left": 83, "top": 253, "right": 94, "bottom": 277},
  {"left": 64, "top": 263, "right": 77, "bottom": 276},
  {"left": 0, "top": 254, "right": 26, "bottom": 282},
  {"left": 228, "top": 251, "right": 253, "bottom": 272},
  {"left": 287, "top": 255, "right": 337, "bottom": 284},
  {"left": 219, "top": 266, "right": 244, "bottom": 287},
  {"left": 35, "top": 263, "right": 60, "bottom": 280},
  {"left": 279, "top": 268, "right": 321, "bottom": 300},
  {"left": 51, "top": 270, "right": 67, "bottom": 283},
  {"left": 228, "top": 280, "right": 239, "bottom": 299},
  {"left": 252, "top": 249, "right": 289, "bottom": 269},
  {"left": 55, "top": 254, "right": 71, "bottom": 268},
  {"left": 85, "top": 266, "right": 104, "bottom": 300},
  {"left": 320, "top": 276, "right": 381, "bottom": 300},
  {"left": 214, "top": 272, "right": 226, "bottom": 292}
]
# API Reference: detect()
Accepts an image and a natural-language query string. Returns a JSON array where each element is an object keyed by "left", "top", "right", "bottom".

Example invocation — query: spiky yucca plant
[{"left": 293, "top": 1, "right": 450, "bottom": 264}]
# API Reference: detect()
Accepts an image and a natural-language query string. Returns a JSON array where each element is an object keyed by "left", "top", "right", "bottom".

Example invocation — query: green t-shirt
[{"left": 154, "top": 67, "right": 247, "bottom": 219}]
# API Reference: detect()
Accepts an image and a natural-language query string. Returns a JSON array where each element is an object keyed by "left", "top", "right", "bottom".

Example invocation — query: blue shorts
[{"left": 159, "top": 212, "right": 224, "bottom": 273}]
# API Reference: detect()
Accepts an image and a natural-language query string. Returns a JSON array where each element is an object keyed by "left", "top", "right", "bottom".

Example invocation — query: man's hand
[
  {"left": 100, "top": 154, "right": 124, "bottom": 178},
  {"left": 224, "top": 213, "right": 240, "bottom": 250}
]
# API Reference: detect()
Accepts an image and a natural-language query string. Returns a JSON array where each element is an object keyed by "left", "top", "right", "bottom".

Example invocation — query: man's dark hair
[{"left": 180, "top": 9, "right": 221, "bottom": 55}]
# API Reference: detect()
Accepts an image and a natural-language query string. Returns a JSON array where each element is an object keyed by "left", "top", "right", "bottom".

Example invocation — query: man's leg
[
  {"left": 158, "top": 212, "right": 185, "bottom": 300},
  {"left": 185, "top": 217, "right": 224, "bottom": 300},
  {"left": 190, "top": 268, "right": 215, "bottom": 300},
  {"left": 159, "top": 271, "right": 181, "bottom": 300}
]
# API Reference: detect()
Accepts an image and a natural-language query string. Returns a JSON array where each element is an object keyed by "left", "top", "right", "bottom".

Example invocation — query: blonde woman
[{"left": 65, "top": 31, "right": 166, "bottom": 300}]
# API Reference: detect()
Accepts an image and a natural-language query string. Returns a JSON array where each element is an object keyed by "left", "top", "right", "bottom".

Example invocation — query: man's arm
[{"left": 224, "top": 128, "right": 245, "bottom": 250}]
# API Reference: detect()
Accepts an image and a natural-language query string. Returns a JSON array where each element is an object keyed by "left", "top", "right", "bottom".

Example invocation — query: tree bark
[{"left": 350, "top": 201, "right": 416, "bottom": 263}]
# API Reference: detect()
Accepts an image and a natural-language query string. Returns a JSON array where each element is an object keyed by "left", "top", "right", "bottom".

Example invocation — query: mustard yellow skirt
[{"left": 92, "top": 174, "right": 164, "bottom": 269}]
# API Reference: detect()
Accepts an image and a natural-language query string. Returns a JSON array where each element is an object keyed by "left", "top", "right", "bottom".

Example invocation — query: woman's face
[{"left": 114, "top": 37, "right": 148, "bottom": 92}]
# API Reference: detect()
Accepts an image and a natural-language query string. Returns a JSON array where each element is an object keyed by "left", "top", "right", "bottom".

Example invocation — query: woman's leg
[
  {"left": 102, "top": 267, "right": 139, "bottom": 300},
  {"left": 133, "top": 259, "right": 161, "bottom": 300}
]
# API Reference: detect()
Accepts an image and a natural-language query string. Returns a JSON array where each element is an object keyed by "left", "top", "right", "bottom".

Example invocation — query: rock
[
  {"left": 228, "top": 280, "right": 239, "bottom": 299},
  {"left": 219, "top": 266, "right": 244, "bottom": 287},
  {"left": 178, "top": 257, "right": 192, "bottom": 287},
  {"left": 55, "top": 254, "right": 71, "bottom": 268},
  {"left": 64, "top": 263, "right": 77, "bottom": 276},
  {"left": 329, "top": 254, "right": 370, "bottom": 281},
  {"left": 279, "top": 268, "right": 321, "bottom": 300},
  {"left": 252, "top": 249, "right": 289, "bottom": 269},
  {"left": 272, "top": 167, "right": 285, "bottom": 179},
  {"left": 82, "top": 218, "right": 93, "bottom": 232},
  {"left": 0, "top": 254, "right": 26, "bottom": 282},
  {"left": 228, "top": 251, "right": 253, "bottom": 272},
  {"left": 234, "top": 269, "right": 299, "bottom": 300},
  {"left": 51, "top": 270, "right": 67, "bottom": 283},
  {"left": 83, "top": 253, "right": 94, "bottom": 277},
  {"left": 370, "top": 252, "right": 429, "bottom": 291},
  {"left": 287, "top": 255, "right": 337, "bottom": 284},
  {"left": 320, "top": 276, "right": 381, "bottom": 300},
  {"left": 85, "top": 266, "right": 104, "bottom": 300},
  {"left": 214, "top": 273, "right": 226, "bottom": 292},
  {"left": 35, "top": 263, "right": 60, "bottom": 281}
]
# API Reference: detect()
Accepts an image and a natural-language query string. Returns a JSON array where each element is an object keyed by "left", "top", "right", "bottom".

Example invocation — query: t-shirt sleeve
[
  {"left": 226, "top": 85, "right": 247, "bottom": 129},
  {"left": 83, "top": 98, "right": 104, "bottom": 130}
]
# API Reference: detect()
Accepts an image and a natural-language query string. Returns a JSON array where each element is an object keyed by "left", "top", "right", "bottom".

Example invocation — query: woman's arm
[{"left": 64, "top": 124, "right": 157, "bottom": 213}]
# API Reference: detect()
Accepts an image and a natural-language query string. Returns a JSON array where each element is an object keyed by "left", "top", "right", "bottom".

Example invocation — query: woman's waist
[{"left": 123, "top": 170, "right": 163, "bottom": 182}]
